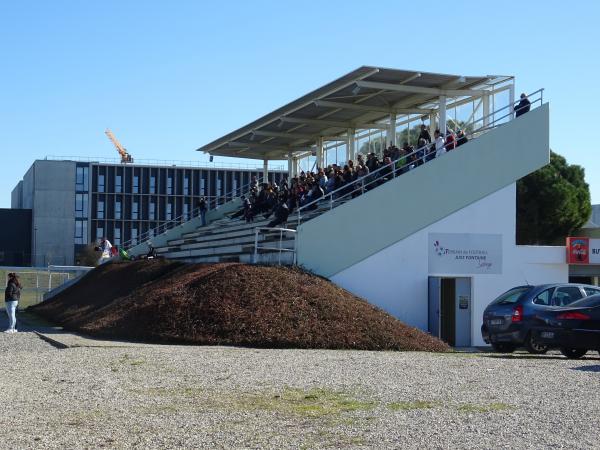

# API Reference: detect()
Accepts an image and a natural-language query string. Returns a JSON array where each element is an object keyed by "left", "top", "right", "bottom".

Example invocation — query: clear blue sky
[{"left": 1, "top": 0, "right": 599, "bottom": 207}]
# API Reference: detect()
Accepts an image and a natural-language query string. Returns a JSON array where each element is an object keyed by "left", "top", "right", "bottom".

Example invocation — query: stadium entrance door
[{"left": 428, "top": 277, "right": 472, "bottom": 347}]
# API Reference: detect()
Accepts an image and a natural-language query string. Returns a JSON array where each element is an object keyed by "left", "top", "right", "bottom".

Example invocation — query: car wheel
[
  {"left": 560, "top": 348, "right": 587, "bottom": 359},
  {"left": 524, "top": 333, "right": 548, "bottom": 354},
  {"left": 491, "top": 342, "right": 516, "bottom": 353}
]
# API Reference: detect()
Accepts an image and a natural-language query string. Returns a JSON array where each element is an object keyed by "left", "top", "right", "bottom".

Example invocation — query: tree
[{"left": 516, "top": 151, "right": 591, "bottom": 245}]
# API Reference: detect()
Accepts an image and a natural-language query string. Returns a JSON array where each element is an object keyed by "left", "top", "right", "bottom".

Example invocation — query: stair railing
[{"left": 253, "top": 227, "right": 297, "bottom": 265}]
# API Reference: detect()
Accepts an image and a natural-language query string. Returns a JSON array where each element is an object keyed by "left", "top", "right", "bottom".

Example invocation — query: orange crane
[{"left": 105, "top": 128, "right": 134, "bottom": 163}]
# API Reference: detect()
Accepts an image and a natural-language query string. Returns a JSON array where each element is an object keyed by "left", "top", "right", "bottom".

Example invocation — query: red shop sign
[{"left": 566, "top": 237, "right": 589, "bottom": 264}]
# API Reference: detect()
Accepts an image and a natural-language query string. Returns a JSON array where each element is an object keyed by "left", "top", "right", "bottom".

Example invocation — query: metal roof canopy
[{"left": 197, "top": 66, "right": 513, "bottom": 161}]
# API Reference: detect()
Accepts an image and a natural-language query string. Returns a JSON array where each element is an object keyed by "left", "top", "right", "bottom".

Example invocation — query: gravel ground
[{"left": 1, "top": 322, "right": 600, "bottom": 449}]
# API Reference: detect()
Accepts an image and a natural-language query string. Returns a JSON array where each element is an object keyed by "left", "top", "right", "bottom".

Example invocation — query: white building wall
[{"left": 331, "top": 183, "right": 568, "bottom": 346}]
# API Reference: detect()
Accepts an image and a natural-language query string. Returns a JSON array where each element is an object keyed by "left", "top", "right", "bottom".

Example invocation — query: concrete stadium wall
[
  {"left": 331, "top": 184, "right": 568, "bottom": 347},
  {"left": 296, "top": 104, "right": 550, "bottom": 278}
]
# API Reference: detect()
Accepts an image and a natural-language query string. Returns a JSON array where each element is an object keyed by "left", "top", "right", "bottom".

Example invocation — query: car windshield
[
  {"left": 491, "top": 287, "right": 532, "bottom": 305},
  {"left": 566, "top": 294, "right": 600, "bottom": 308}
]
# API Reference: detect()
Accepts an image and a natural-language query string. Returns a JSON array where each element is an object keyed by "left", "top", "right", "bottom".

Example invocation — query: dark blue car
[
  {"left": 481, "top": 284, "right": 600, "bottom": 353},
  {"left": 532, "top": 294, "right": 600, "bottom": 359}
]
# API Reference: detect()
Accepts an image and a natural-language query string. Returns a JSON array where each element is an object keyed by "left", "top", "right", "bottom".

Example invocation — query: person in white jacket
[
  {"left": 98, "top": 237, "right": 113, "bottom": 265},
  {"left": 434, "top": 129, "right": 446, "bottom": 158}
]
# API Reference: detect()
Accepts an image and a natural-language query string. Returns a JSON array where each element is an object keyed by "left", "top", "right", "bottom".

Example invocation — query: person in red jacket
[{"left": 444, "top": 130, "right": 456, "bottom": 151}]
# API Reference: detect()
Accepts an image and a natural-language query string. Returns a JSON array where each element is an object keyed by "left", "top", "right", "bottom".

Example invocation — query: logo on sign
[{"left": 568, "top": 237, "right": 589, "bottom": 264}]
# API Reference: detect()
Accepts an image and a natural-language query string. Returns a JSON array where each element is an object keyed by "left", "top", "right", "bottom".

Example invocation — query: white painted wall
[{"left": 331, "top": 183, "right": 568, "bottom": 346}]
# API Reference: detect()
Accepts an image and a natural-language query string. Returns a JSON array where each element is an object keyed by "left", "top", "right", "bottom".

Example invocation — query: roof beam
[
  {"left": 355, "top": 80, "right": 487, "bottom": 97},
  {"left": 252, "top": 130, "right": 316, "bottom": 140},
  {"left": 280, "top": 116, "right": 388, "bottom": 130},
  {"left": 314, "top": 100, "right": 392, "bottom": 114}
]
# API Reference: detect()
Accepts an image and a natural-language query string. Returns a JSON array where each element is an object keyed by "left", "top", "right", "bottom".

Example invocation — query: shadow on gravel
[
  {"left": 480, "top": 354, "right": 570, "bottom": 361},
  {"left": 571, "top": 365, "right": 600, "bottom": 373}
]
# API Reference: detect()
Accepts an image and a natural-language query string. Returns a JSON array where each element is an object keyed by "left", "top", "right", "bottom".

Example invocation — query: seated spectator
[
  {"left": 515, "top": 93, "right": 531, "bottom": 117},
  {"left": 455, "top": 129, "right": 468, "bottom": 147},
  {"left": 444, "top": 130, "right": 456, "bottom": 151},
  {"left": 267, "top": 200, "right": 290, "bottom": 228}
]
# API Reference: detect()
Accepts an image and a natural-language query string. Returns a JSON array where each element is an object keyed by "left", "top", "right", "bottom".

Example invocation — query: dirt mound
[{"left": 31, "top": 261, "right": 449, "bottom": 352}]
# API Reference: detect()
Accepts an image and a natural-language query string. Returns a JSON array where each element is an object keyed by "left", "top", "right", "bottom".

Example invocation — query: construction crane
[{"left": 105, "top": 128, "right": 134, "bottom": 163}]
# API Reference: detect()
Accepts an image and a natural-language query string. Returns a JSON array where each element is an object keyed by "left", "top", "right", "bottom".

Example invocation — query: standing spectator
[
  {"left": 98, "top": 237, "right": 113, "bottom": 265},
  {"left": 515, "top": 93, "right": 531, "bottom": 117},
  {"left": 243, "top": 195, "right": 254, "bottom": 223},
  {"left": 198, "top": 196, "right": 208, "bottom": 226},
  {"left": 4, "top": 273, "right": 21, "bottom": 333},
  {"left": 434, "top": 130, "right": 446, "bottom": 158},
  {"left": 418, "top": 124, "right": 432, "bottom": 144}
]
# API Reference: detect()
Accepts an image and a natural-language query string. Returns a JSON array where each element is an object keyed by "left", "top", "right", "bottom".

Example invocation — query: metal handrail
[
  {"left": 121, "top": 176, "right": 267, "bottom": 249},
  {"left": 253, "top": 227, "right": 297, "bottom": 265},
  {"left": 295, "top": 89, "right": 545, "bottom": 224}
]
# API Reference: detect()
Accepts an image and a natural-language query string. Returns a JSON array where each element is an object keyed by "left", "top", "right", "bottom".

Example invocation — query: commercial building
[{"left": 11, "top": 159, "right": 286, "bottom": 266}]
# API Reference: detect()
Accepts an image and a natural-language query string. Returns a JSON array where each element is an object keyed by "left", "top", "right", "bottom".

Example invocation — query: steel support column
[
  {"left": 482, "top": 94, "right": 490, "bottom": 129},
  {"left": 346, "top": 128, "right": 356, "bottom": 162},
  {"left": 386, "top": 114, "right": 397, "bottom": 147},
  {"left": 508, "top": 83, "right": 515, "bottom": 119},
  {"left": 316, "top": 138, "right": 324, "bottom": 169},
  {"left": 438, "top": 95, "right": 447, "bottom": 135},
  {"left": 262, "top": 159, "right": 269, "bottom": 183}
]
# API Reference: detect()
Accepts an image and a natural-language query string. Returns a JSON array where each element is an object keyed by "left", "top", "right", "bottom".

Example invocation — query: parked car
[
  {"left": 531, "top": 294, "right": 600, "bottom": 359},
  {"left": 481, "top": 284, "right": 600, "bottom": 354}
]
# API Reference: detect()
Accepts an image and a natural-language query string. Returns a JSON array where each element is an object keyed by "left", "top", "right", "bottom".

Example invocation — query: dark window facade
[{"left": 89, "top": 164, "right": 286, "bottom": 248}]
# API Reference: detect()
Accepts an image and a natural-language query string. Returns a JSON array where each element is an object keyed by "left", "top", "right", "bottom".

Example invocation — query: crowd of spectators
[{"left": 231, "top": 124, "right": 471, "bottom": 228}]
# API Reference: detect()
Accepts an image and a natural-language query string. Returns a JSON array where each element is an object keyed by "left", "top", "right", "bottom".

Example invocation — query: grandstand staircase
[{"left": 154, "top": 202, "right": 333, "bottom": 264}]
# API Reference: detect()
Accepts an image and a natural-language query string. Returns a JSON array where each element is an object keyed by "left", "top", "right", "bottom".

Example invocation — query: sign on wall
[
  {"left": 566, "top": 237, "right": 600, "bottom": 264},
  {"left": 428, "top": 233, "right": 503, "bottom": 274}
]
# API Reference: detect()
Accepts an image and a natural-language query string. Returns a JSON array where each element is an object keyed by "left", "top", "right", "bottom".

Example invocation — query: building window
[
  {"left": 132, "top": 201, "right": 139, "bottom": 220},
  {"left": 183, "top": 203, "right": 189, "bottom": 220},
  {"left": 167, "top": 177, "right": 173, "bottom": 195},
  {"left": 166, "top": 202, "right": 172, "bottom": 220},
  {"left": 114, "top": 227, "right": 121, "bottom": 246},
  {"left": 98, "top": 174, "right": 105, "bottom": 193},
  {"left": 183, "top": 176, "right": 189, "bottom": 195},
  {"left": 133, "top": 175, "right": 139, "bottom": 194},
  {"left": 200, "top": 178, "right": 205, "bottom": 196},
  {"left": 131, "top": 228, "right": 138, "bottom": 245},
  {"left": 115, "top": 175, "right": 122, "bottom": 193},
  {"left": 96, "top": 227, "right": 104, "bottom": 240},
  {"left": 115, "top": 200, "right": 122, "bottom": 219},
  {"left": 75, "top": 193, "right": 88, "bottom": 218},
  {"left": 74, "top": 219, "right": 87, "bottom": 244},
  {"left": 150, "top": 176, "right": 156, "bottom": 194},
  {"left": 232, "top": 178, "right": 238, "bottom": 197},
  {"left": 96, "top": 200, "right": 104, "bottom": 219},
  {"left": 149, "top": 202, "right": 156, "bottom": 220},
  {"left": 76, "top": 166, "right": 89, "bottom": 192},
  {"left": 216, "top": 178, "right": 222, "bottom": 205}
]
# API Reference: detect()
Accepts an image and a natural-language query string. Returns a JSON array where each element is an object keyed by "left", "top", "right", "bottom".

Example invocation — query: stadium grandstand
[{"left": 125, "top": 66, "right": 561, "bottom": 347}]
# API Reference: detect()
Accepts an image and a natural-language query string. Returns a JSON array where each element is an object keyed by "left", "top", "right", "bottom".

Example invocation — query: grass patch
[
  {"left": 387, "top": 400, "right": 439, "bottom": 411},
  {"left": 239, "top": 387, "right": 376, "bottom": 418},
  {"left": 457, "top": 402, "right": 513, "bottom": 413}
]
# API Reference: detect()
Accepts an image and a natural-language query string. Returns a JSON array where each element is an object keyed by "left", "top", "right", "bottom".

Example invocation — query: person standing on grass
[{"left": 4, "top": 273, "right": 21, "bottom": 333}]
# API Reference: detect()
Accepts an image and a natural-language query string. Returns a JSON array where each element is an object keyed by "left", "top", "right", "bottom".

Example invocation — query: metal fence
[{"left": 1, "top": 265, "right": 93, "bottom": 308}]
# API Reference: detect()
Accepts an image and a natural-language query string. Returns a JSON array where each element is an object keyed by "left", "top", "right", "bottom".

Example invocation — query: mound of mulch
[{"left": 31, "top": 261, "right": 449, "bottom": 352}]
